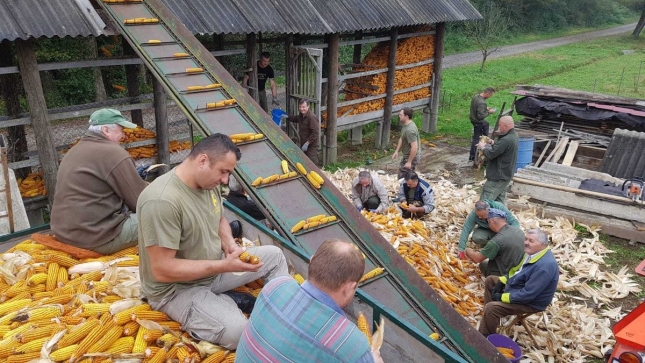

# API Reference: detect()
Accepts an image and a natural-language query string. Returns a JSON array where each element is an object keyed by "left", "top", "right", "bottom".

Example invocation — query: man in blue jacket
[
  {"left": 396, "top": 171, "right": 434, "bottom": 219},
  {"left": 479, "top": 229, "right": 559, "bottom": 337}
]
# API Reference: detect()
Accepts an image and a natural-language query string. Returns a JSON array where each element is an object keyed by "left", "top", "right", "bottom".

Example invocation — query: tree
[{"left": 463, "top": 0, "right": 510, "bottom": 71}]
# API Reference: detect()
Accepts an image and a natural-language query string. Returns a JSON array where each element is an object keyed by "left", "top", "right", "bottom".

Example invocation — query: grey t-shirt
[
  {"left": 137, "top": 168, "right": 223, "bottom": 303},
  {"left": 401, "top": 122, "right": 421, "bottom": 159}
]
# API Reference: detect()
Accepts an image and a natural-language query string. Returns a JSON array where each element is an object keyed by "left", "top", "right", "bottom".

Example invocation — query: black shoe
[
  {"left": 229, "top": 220, "right": 242, "bottom": 239},
  {"left": 468, "top": 156, "right": 475, "bottom": 161},
  {"left": 223, "top": 291, "right": 256, "bottom": 314}
]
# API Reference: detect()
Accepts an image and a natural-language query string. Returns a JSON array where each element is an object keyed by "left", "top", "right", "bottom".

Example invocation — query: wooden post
[
  {"left": 0, "top": 41, "right": 28, "bottom": 179},
  {"left": 350, "top": 31, "right": 363, "bottom": 145},
  {"left": 246, "top": 33, "right": 258, "bottom": 102},
  {"left": 325, "top": 33, "right": 340, "bottom": 165},
  {"left": 87, "top": 37, "right": 107, "bottom": 102},
  {"left": 122, "top": 39, "right": 143, "bottom": 127},
  {"left": 153, "top": 77, "right": 170, "bottom": 175},
  {"left": 284, "top": 34, "right": 293, "bottom": 113},
  {"left": 349, "top": 127, "right": 363, "bottom": 145},
  {"left": 380, "top": 28, "right": 398, "bottom": 149},
  {"left": 423, "top": 22, "right": 445, "bottom": 133},
  {"left": 15, "top": 39, "right": 58, "bottom": 206},
  {"left": 353, "top": 31, "right": 363, "bottom": 64}
]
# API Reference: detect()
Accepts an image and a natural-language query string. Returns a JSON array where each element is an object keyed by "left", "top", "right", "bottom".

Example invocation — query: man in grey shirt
[{"left": 469, "top": 87, "right": 495, "bottom": 162}]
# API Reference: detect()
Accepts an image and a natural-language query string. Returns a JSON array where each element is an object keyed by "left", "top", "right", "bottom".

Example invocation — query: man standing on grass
[
  {"left": 391, "top": 107, "right": 421, "bottom": 179},
  {"left": 469, "top": 87, "right": 496, "bottom": 163},
  {"left": 478, "top": 116, "right": 519, "bottom": 203}
]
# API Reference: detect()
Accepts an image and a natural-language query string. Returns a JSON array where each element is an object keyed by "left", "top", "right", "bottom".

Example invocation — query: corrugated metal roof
[
  {"left": 0, "top": 0, "right": 480, "bottom": 41},
  {"left": 601, "top": 129, "right": 645, "bottom": 179},
  {"left": 0, "top": 0, "right": 105, "bottom": 41}
]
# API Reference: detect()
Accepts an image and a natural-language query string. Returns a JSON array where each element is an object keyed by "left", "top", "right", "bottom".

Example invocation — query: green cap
[{"left": 89, "top": 108, "right": 137, "bottom": 129}]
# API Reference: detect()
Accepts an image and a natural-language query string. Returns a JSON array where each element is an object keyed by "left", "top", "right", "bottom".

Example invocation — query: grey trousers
[
  {"left": 398, "top": 156, "right": 420, "bottom": 179},
  {"left": 151, "top": 245, "right": 289, "bottom": 350},
  {"left": 472, "top": 227, "right": 496, "bottom": 246},
  {"left": 93, "top": 213, "right": 138, "bottom": 255},
  {"left": 479, "top": 276, "right": 539, "bottom": 336},
  {"left": 480, "top": 179, "right": 511, "bottom": 203}
]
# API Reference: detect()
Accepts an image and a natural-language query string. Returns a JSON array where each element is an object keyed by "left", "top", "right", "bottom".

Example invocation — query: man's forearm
[{"left": 407, "top": 142, "right": 418, "bottom": 163}]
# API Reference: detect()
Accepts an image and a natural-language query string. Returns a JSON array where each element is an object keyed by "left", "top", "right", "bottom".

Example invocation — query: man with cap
[
  {"left": 51, "top": 108, "right": 148, "bottom": 255},
  {"left": 463, "top": 208, "right": 524, "bottom": 277},
  {"left": 457, "top": 200, "right": 520, "bottom": 260}
]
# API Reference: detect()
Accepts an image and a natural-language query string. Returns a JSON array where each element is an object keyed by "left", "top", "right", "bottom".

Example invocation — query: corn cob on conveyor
[{"left": 98, "top": 0, "right": 506, "bottom": 361}]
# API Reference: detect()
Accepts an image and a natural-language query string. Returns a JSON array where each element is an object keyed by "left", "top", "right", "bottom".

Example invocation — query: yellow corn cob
[
  {"left": 46, "top": 263, "right": 59, "bottom": 291},
  {"left": 239, "top": 251, "right": 250, "bottom": 263},
  {"left": 156, "top": 321, "right": 182, "bottom": 330},
  {"left": 113, "top": 304, "right": 151, "bottom": 325},
  {"left": 15, "top": 306, "right": 63, "bottom": 323},
  {"left": 104, "top": 336, "right": 134, "bottom": 355},
  {"left": 281, "top": 160, "right": 289, "bottom": 174},
  {"left": 4, "top": 290, "right": 32, "bottom": 304},
  {"left": 80, "top": 303, "right": 111, "bottom": 317},
  {"left": 293, "top": 274, "right": 305, "bottom": 285},
  {"left": 429, "top": 332, "right": 440, "bottom": 340},
  {"left": 47, "top": 254, "right": 79, "bottom": 268},
  {"left": 50, "top": 344, "right": 78, "bottom": 361},
  {"left": 77, "top": 270, "right": 103, "bottom": 282},
  {"left": 252, "top": 133, "right": 264, "bottom": 140},
  {"left": 204, "top": 83, "right": 222, "bottom": 89},
  {"left": 132, "top": 326, "right": 148, "bottom": 353},
  {"left": 157, "top": 332, "right": 180, "bottom": 347},
  {"left": 70, "top": 319, "right": 115, "bottom": 361},
  {"left": 306, "top": 173, "right": 321, "bottom": 189},
  {"left": 143, "top": 329, "right": 163, "bottom": 342},
  {"left": 202, "top": 350, "right": 229, "bottom": 363},
  {"left": 290, "top": 220, "right": 306, "bottom": 233},
  {"left": 261, "top": 174, "right": 279, "bottom": 184},
  {"left": 0, "top": 338, "right": 20, "bottom": 359},
  {"left": 305, "top": 214, "right": 326, "bottom": 223},
  {"left": 3, "top": 323, "right": 35, "bottom": 340},
  {"left": 356, "top": 312, "right": 371, "bottom": 342},
  {"left": 296, "top": 162, "right": 307, "bottom": 175},
  {"left": 229, "top": 133, "right": 254, "bottom": 139},
  {"left": 222, "top": 352, "right": 236, "bottom": 363},
  {"left": 87, "top": 325, "right": 124, "bottom": 353},
  {"left": 145, "top": 346, "right": 160, "bottom": 358},
  {"left": 173, "top": 52, "right": 189, "bottom": 57},
  {"left": 4, "top": 281, "right": 28, "bottom": 299},
  {"left": 308, "top": 171, "right": 324, "bottom": 185},
  {"left": 359, "top": 267, "right": 385, "bottom": 282},
  {"left": 131, "top": 310, "right": 169, "bottom": 322},
  {"left": 56, "top": 266, "right": 69, "bottom": 287},
  {"left": 302, "top": 221, "right": 321, "bottom": 229},
  {"left": 185, "top": 67, "right": 203, "bottom": 73},
  {"left": 148, "top": 346, "right": 167, "bottom": 363},
  {"left": 278, "top": 172, "right": 293, "bottom": 180},
  {"left": 57, "top": 316, "right": 85, "bottom": 325},
  {"left": 287, "top": 171, "right": 297, "bottom": 178},
  {"left": 176, "top": 345, "right": 190, "bottom": 361},
  {"left": 116, "top": 256, "right": 139, "bottom": 267},
  {"left": 251, "top": 177, "right": 263, "bottom": 187},
  {"left": 7, "top": 351, "right": 41, "bottom": 363},
  {"left": 122, "top": 321, "right": 139, "bottom": 336},
  {"left": 320, "top": 216, "right": 338, "bottom": 223},
  {"left": 18, "top": 324, "right": 60, "bottom": 343},
  {"left": 57, "top": 318, "right": 100, "bottom": 348},
  {"left": 89, "top": 281, "right": 112, "bottom": 294},
  {"left": 108, "top": 245, "right": 138, "bottom": 258},
  {"left": 14, "top": 336, "right": 48, "bottom": 353},
  {"left": 0, "top": 299, "right": 31, "bottom": 316},
  {"left": 167, "top": 344, "right": 181, "bottom": 359},
  {"left": 186, "top": 85, "right": 204, "bottom": 91},
  {"left": 101, "top": 295, "right": 122, "bottom": 303},
  {"left": 26, "top": 284, "right": 45, "bottom": 295},
  {"left": 0, "top": 326, "right": 9, "bottom": 336}
]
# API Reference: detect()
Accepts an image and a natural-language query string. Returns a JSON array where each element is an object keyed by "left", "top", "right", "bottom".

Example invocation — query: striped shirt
[{"left": 236, "top": 277, "right": 374, "bottom": 363}]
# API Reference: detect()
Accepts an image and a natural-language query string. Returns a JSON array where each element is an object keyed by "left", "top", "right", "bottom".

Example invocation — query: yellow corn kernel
[
  {"left": 156, "top": 332, "right": 180, "bottom": 347},
  {"left": 45, "top": 263, "right": 59, "bottom": 291},
  {"left": 222, "top": 352, "right": 236, "bottom": 363},
  {"left": 144, "top": 345, "right": 160, "bottom": 358},
  {"left": 18, "top": 324, "right": 59, "bottom": 343},
  {"left": 7, "top": 351, "right": 41, "bottom": 363},
  {"left": 131, "top": 310, "right": 168, "bottom": 322},
  {"left": 113, "top": 304, "right": 151, "bottom": 325},
  {"left": 0, "top": 299, "right": 32, "bottom": 316},
  {"left": 148, "top": 346, "right": 167, "bottom": 363},
  {"left": 356, "top": 312, "right": 371, "bottom": 342},
  {"left": 202, "top": 350, "right": 229, "bottom": 363},
  {"left": 32, "top": 291, "right": 54, "bottom": 300},
  {"left": 56, "top": 266, "right": 69, "bottom": 287},
  {"left": 69, "top": 319, "right": 115, "bottom": 361},
  {"left": 133, "top": 326, "right": 148, "bottom": 353},
  {"left": 14, "top": 336, "right": 49, "bottom": 353},
  {"left": 26, "top": 273, "right": 47, "bottom": 287},
  {"left": 359, "top": 267, "right": 385, "bottom": 282},
  {"left": 293, "top": 274, "right": 305, "bottom": 285},
  {"left": 122, "top": 321, "right": 139, "bottom": 336},
  {"left": 4, "top": 281, "right": 28, "bottom": 299},
  {"left": 87, "top": 325, "right": 124, "bottom": 353},
  {"left": 48, "top": 254, "right": 79, "bottom": 268},
  {"left": 49, "top": 344, "right": 78, "bottom": 361},
  {"left": 142, "top": 329, "right": 163, "bottom": 342},
  {"left": 108, "top": 246, "right": 138, "bottom": 258},
  {"left": 0, "top": 325, "right": 9, "bottom": 336},
  {"left": 77, "top": 270, "right": 103, "bottom": 282},
  {"left": 105, "top": 336, "right": 135, "bottom": 354},
  {"left": 57, "top": 318, "right": 99, "bottom": 348},
  {"left": 80, "top": 303, "right": 111, "bottom": 317}
]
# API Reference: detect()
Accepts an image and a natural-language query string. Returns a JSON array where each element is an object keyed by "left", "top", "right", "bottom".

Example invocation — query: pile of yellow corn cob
[{"left": 0, "top": 239, "right": 247, "bottom": 363}]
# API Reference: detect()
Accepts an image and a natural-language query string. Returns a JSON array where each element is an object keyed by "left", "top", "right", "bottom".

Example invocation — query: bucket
[
  {"left": 271, "top": 108, "right": 287, "bottom": 126},
  {"left": 516, "top": 136, "right": 535, "bottom": 171},
  {"left": 487, "top": 334, "right": 522, "bottom": 363}
]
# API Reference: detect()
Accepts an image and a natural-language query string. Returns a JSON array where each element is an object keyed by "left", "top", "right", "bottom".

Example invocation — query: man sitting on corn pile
[
  {"left": 396, "top": 171, "right": 434, "bottom": 219},
  {"left": 351, "top": 170, "right": 389, "bottom": 214},
  {"left": 237, "top": 239, "right": 384, "bottom": 363},
  {"left": 51, "top": 108, "right": 148, "bottom": 255},
  {"left": 464, "top": 208, "right": 525, "bottom": 277},
  {"left": 479, "top": 229, "right": 559, "bottom": 337},
  {"left": 137, "top": 134, "right": 289, "bottom": 350},
  {"left": 457, "top": 200, "right": 520, "bottom": 260}
]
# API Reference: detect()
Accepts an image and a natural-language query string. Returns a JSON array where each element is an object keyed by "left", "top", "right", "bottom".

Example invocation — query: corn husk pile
[
  {"left": 0, "top": 239, "right": 274, "bottom": 363},
  {"left": 326, "top": 168, "right": 642, "bottom": 363},
  {"left": 327, "top": 28, "right": 434, "bottom": 120}
]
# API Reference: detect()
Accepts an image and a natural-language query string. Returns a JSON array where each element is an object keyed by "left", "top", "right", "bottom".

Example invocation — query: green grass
[{"left": 436, "top": 35, "right": 645, "bottom": 139}]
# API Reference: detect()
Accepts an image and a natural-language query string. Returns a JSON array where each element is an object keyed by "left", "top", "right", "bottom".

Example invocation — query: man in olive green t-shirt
[
  {"left": 391, "top": 107, "right": 421, "bottom": 179},
  {"left": 137, "top": 134, "right": 289, "bottom": 350}
]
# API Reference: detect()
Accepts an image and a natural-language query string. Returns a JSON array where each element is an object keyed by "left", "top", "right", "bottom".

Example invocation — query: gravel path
[{"left": 443, "top": 23, "right": 636, "bottom": 69}]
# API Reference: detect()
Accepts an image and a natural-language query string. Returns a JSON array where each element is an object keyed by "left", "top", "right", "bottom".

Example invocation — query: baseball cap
[
  {"left": 487, "top": 208, "right": 507, "bottom": 219},
  {"left": 89, "top": 108, "right": 137, "bottom": 129}
]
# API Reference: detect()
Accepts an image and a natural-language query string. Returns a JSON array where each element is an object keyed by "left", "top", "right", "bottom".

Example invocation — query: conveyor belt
[{"left": 97, "top": 1, "right": 507, "bottom": 361}]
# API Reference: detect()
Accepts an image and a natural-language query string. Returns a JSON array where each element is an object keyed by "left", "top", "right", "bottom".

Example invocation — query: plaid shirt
[{"left": 236, "top": 277, "right": 374, "bottom": 363}]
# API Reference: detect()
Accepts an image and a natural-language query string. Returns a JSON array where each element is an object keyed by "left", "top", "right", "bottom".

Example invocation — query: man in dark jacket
[
  {"left": 479, "top": 229, "right": 559, "bottom": 337},
  {"left": 225, "top": 176, "right": 267, "bottom": 222},
  {"left": 478, "top": 116, "right": 519, "bottom": 203},
  {"left": 51, "top": 108, "right": 147, "bottom": 254},
  {"left": 469, "top": 87, "right": 495, "bottom": 162},
  {"left": 285, "top": 99, "right": 320, "bottom": 165},
  {"left": 396, "top": 172, "right": 434, "bottom": 219}
]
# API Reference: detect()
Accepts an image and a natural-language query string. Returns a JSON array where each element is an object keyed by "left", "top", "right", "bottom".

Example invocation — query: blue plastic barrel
[
  {"left": 271, "top": 108, "right": 287, "bottom": 126},
  {"left": 516, "top": 136, "right": 535, "bottom": 171}
]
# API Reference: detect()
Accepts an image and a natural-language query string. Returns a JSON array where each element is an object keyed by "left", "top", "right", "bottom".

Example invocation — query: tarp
[{"left": 515, "top": 97, "right": 645, "bottom": 129}]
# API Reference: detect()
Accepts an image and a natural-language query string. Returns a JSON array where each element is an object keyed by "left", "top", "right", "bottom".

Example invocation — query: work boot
[{"left": 229, "top": 220, "right": 242, "bottom": 239}]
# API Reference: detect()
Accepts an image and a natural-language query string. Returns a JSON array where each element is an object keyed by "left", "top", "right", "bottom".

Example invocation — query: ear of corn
[
  {"left": 305, "top": 214, "right": 326, "bottom": 223},
  {"left": 147, "top": 346, "right": 167, "bottom": 363},
  {"left": 360, "top": 267, "right": 385, "bottom": 282},
  {"left": 47, "top": 254, "right": 80, "bottom": 268},
  {"left": 87, "top": 325, "right": 124, "bottom": 353},
  {"left": 290, "top": 220, "right": 306, "bottom": 233},
  {"left": 70, "top": 319, "right": 115, "bottom": 361},
  {"left": 293, "top": 274, "right": 305, "bottom": 285},
  {"left": 306, "top": 173, "right": 321, "bottom": 189},
  {"left": 261, "top": 174, "right": 279, "bottom": 184},
  {"left": 296, "top": 163, "right": 307, "bottom": 175},
  {"left": 156, "top": 332, "right": 180, "bottom": 348},
  {"left": 356, "top": 312, "right": 371, "bottom": 342},
  {"left": 131, "top": 310, "right": 169, "bottom": 322},
  {"left": 309, "top": 171, "right": 324, "bottom": 185},
  {"left": 6, "top": 351, "right": 41, "bottom": 363},
  {"left": 222, "top": 352, "right": 236, "bottom": 363},
  {"left": 302, "top": 221, "right": 321, "bottom": 230},
  {"left": 49, "top": 344, "right": 79, "bottom": 361},
  {"left": 281, "top": 160, "right": 290, "bottom": 174},
  {"left": 18, "top": 324, "right": 61, "bottom": 343},
  {"left": 113, "top": 304, "right": 151, "bottom": 325},
  {"left": 122, "top": 321, "right": 140, "bottom": 336},
  {"left": 239, "top": 251, "right": 250, "bottom": 263},
  {"left": 0, "top": 299, "right": 32, "bottom": 316},
  {"left": 202, "top": 350, "right": 229, "bottom": 363},
  {"left": 56, "top": 266, "right": 69, "bottom": 287},
  {"left": 142, "top": 329, "right": 164, "bottom": 342},
  {"left": 14, "top": 336, "right": 49, "bottom": 353},
  {"left": 0, "top": 338, "right": 20, "bottom": 359},
  {"left": 80, "top": 303, "right": 111, "bottom": 317},
  {"left": 429, "top": 332, "right": 440, "bottom": 340},
  {"left": 104, "top": 336, "right": 135, "bottom": 354},
  {"left": 132, "top": 326, "right": 148, "bottom": 354},
  {"left": 251, "top": 177, "right": 263, "bottom": 187}
]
